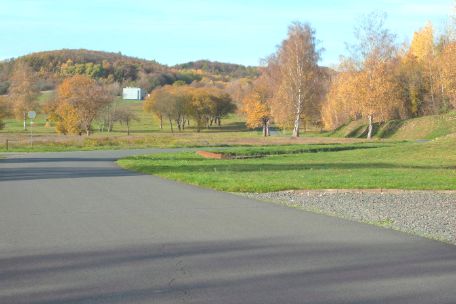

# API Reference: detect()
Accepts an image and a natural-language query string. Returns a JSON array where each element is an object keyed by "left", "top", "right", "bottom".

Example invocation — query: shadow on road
[
  {"left": 1, "top": 239, "right": 455, "bottom": 304},
  {"left": 0, "top": 157, "right": 139, "bottom": 181}
]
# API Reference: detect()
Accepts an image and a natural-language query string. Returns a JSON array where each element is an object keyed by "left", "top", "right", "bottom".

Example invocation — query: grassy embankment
[
  {"left": 330, "top": 111, "right": 456, "bottom": 140},
  {"left": 118, "top": 137, "right": 456, "bottom": 192}
]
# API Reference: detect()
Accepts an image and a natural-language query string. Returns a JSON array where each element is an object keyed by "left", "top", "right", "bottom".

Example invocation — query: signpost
[{"left": 28, "top": 111, "right": 36, "bottom": 147}]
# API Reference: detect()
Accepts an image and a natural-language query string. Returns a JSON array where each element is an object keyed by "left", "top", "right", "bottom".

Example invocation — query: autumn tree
[
  {"left": 224, "top": 78, "right": 254, "bottom": 108},
  {"left": 51, "top": 75, "right": 113, "bottom": 135},
  {"left": 327, "top": 12, "right": 404, "bottom": 139},
  {"left": 144, "top": 88, "right": 165, "bottom": 130},
  {"left": 189, "top": 88, "right": 217, "bottom": 132},
  {"left": 321, "top": 68, "right": 361, "bottom": 130},
  {"left": 144, "top": 85, "right": 191, "bottom": 132},
  {"left": 360, "top": 59, "right": 403, "bottom": 138},
  {"left": 408, "top": 22, "right": 440, "bottom": 113},
  {"left": 242, "top": 76, "right": 273, "bottom": 136},
  {"left": 209, "top": 91, "right": 236, "bottom": 127},
  {"left": 396, "top": 52, "right": 427, "bottom": 117},
  {"left": 0, "top": 96, "right": 11, "bottom": 130},
  {"left": 8, "top": 61, "right": 40, "bottom": 130},
  {"left": 144, "top": 85, "right": 235, "bottom": 133},
  {"left": 112, "top": 107, "right": 139, "bottom": 135},
  {"left": 439, "top": 41, "right": 456, "bottom": 108},
  {"left": 267, "top": 22, "right": 323, "bottom": 137}
]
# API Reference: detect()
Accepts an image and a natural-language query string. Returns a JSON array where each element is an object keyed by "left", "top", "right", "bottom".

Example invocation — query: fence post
[{"left": 5, "top": 139, "right": 8, "bottom": 151}]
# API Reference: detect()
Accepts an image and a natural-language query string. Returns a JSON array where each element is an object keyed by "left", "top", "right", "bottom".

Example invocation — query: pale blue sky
[{"left": 0, "top": 0, "right": 453, "bottom": 66}]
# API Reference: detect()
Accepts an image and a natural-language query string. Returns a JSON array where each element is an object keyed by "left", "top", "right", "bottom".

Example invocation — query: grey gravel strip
[{"left": 244, "top": 190, "right": 456, "bottom": 245}]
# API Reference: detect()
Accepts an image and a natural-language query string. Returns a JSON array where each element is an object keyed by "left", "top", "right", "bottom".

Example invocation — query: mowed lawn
[{"left": 118, "top": 139, "right": 456, "bottom": 192}]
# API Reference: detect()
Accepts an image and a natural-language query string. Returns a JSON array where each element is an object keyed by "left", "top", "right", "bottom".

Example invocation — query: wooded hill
[
  {"left": 173, "top": 60, "right": 259, "bottom": 79},
  {"left": 0, "top": 49, "right": 260, "bottom": 94}
]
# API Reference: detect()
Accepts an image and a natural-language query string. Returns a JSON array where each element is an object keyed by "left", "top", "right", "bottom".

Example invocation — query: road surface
[{"left": 1, "top": 149, "right": 455, "bottom": 304}]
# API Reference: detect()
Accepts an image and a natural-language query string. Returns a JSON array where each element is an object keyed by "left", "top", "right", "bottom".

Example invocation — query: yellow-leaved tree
[
  {"left": 267, "top": 22, "right": 323, "bottom": 137},
  {"left": 8, "top": 61, "right": 40, "bottom": 130},
  {"left": 324, "top": 12, "right": 404, "bottom": 138},
  {"left": 49, "top": 75, "right": 113, "bottom": 135},
  {"left": 321, "top": 69, "right": 361, "bottom": 130},
  {"left": 409, "top": 22, "right": 439, "bottom": 113},
  {"left": 439, "top": 42, "right": 456, "bottom": 108},
  {"left": 242, "top": 76, "right": 272, "bottom": 136},
  {"left": 0, "top": 96, "right": 11, "bottom": 130}
]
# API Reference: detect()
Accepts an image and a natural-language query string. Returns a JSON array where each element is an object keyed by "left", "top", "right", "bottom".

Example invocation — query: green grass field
[{"left": 118, "top": 138, "right": 456, "bottom": 192}]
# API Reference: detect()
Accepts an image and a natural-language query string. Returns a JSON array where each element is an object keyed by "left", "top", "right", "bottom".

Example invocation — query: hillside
[
  {"left": 0, "top": 49, "right": 259, "bottom": 94},
  {"left": 174, "top": 60, "right": 259, "bottom": 78},
  {"left": 330, "top": 111, "right": 456, "bottom": 140}
]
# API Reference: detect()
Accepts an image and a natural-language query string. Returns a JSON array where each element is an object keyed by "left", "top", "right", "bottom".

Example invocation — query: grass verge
[{"left": 118, "top": 139, "right": 456, "bottom": 192}]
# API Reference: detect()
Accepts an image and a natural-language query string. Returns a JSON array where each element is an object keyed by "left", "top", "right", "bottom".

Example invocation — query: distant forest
[
  {"left": 0, "top": 49, "right": 259, "bottom": 95},
  {"left": 174, "top": 60, "right": 259, "bottom": 79}
]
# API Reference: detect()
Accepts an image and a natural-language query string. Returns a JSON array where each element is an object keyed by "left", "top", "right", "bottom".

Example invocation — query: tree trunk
[
  {"left": 292, "top": 115, "right": 300, "bottom": 137},
  {"left": 86, "top": 129, "right": 90, "bottom": 136},
  {"left": 127, "top": 122, "right": 130, "bottom": 136},
  {"left": 159, "top": 115, "right": 163, "bottom": 130},
  {"left": 292, "top": 89, "right": 302, "bottom": 138},
  {"left": 367, "top": 114, "right": 373, "bottom": 139},
  {"left": 262, "top": 119, "right": 270, "bottom": 137},
  {"left": 168, "top": 117, "right": 173, "bottom": 133},
  {"left": 23, "top": 112, "right": 26, "bottom": 130},
  {"left": 428, "top": 61, "right": 436, "bottom": 113}
]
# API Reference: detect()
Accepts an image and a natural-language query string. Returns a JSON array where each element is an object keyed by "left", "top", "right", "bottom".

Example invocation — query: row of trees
[
  {"left": 0, "top": 60, "right": 238, "bottom": 135},
  {"left": 44, "top": 75, "right": 143, "bottom": 136},
  {"left": 3, "top": 15, "right": 456, "bottom": 139},
  {"left": 0, "top": 62, "right": 135, "bottom": 135},
  {"left": 322, "top": 15, "right": 456, "bottom": 138},
  {"left": 144, "top": 84, "right": 236, "bottom": 132},
  {"left": 241, "top": 14, "right": 456, "bottom": 139}
]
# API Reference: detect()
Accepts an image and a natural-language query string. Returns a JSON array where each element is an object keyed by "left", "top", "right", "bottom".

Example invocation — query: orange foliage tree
[
  {"left": 439, "top": 42, "right": 456, "bottom": 108},
  {"left": 0, "top": 96, "right": 10, "bottom": 130},
  {"left": 321, "top": 69, "right": 361, "bottom": 130},
  {"left": 323, "top": 13, "right": 404, "bottom": 139},
  {"left": 266, "top": 22, "right": 322, "bottom": 137},
  {"left": 49, "top": 75, "right": 113, "bottom": 135},
  {"left": 144, "top": 85, "right": 235, "bottom": 133},
  {"left": 8, "top": 61, "right": 40, "bottom": 130},
  {"left": 242, "top": 76, "right": 273, "bottom": 136}
]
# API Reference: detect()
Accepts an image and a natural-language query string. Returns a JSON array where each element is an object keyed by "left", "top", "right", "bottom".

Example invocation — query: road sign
[{"left": 28, "top": 111, "right": 36, "bottom": 119}]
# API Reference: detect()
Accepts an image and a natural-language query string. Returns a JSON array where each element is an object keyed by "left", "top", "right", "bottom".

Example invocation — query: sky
[{"left": 0, "top": 0, "right": 453, "bottom": 67}]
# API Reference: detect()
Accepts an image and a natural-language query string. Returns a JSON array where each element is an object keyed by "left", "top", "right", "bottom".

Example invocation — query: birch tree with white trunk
[{"left": 269, "top": 22, "right": 322, "bottom": 137}]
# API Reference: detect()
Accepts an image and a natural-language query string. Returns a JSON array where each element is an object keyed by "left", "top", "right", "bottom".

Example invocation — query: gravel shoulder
[{"left": 244, "top": 190, "right": 456, "bottom": 245}]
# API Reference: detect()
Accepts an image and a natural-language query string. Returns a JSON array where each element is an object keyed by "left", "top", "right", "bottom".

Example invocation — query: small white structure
[{"left": 122, "top": 87, "right": 145, "bottom": 100}]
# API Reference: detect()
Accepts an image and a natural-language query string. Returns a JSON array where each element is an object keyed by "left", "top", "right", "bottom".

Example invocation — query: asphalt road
[{"left": 1, "top": 149, "right": 455, "bottom": 304}]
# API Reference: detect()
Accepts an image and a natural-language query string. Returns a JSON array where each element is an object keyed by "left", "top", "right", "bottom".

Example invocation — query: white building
[{"left": 122, "top": 87, "right": 145, "bottom": 100}]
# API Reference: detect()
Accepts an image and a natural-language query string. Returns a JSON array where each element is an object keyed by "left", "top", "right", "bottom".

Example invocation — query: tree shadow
[
  {"left": 1, "top": 239, "right": 455, "bottom": 304},
  {"left": 0, "top": 156, "right": 141, "bottom": 182},
  {"left": 139, "top": 161, "right": 453, "bottom": 175}
]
